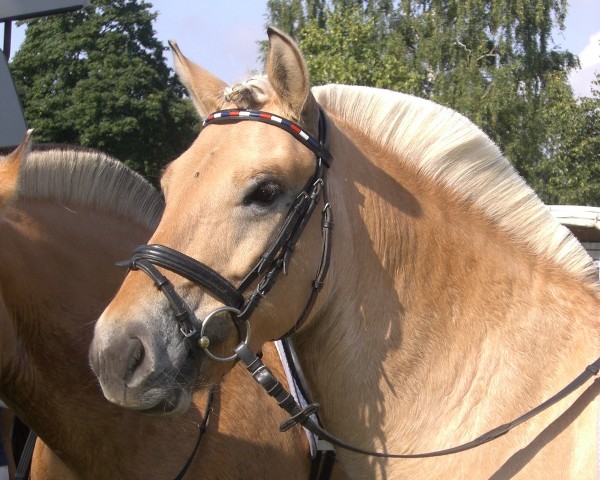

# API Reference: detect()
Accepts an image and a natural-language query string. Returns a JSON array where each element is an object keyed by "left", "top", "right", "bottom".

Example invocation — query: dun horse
[
  {"left": 90, "top": 28, "right": 600, "bottom": 479},
  {"left": 0, "top": 137, "right": 323, "bottom": 479}
]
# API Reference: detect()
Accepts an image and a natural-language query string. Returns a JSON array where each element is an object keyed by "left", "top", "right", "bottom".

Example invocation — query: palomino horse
[
  {"left": 90, "top": 28, "right": 600, "bottom": 479},
  {"left": 0, "top": 138, "right": 323, "bottom": 479}
]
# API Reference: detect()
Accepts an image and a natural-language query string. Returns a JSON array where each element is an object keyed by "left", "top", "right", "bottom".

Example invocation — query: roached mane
[{"left": 17, "top": 146, "right": 164, "bottom": 229}]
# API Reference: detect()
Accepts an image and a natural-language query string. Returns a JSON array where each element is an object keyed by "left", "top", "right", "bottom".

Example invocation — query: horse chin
[
  {"left": 134, "top": 354, "right": 196, "bottom": 416},
  {"left": 138, "top": 387, "right": 193, "bottom": 416}
]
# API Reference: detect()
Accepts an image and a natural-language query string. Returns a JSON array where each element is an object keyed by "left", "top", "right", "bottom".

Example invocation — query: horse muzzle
[
  {"left": 88, "top": 295, "right": 246, "bottom": 415},
  {"left": 89, "top": 313, "right": 197, "bottom": 414}
]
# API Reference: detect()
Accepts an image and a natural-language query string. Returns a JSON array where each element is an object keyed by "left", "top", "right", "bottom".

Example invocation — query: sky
[{"left": 3, "top": 0, "right": 600, "bottom": 96}]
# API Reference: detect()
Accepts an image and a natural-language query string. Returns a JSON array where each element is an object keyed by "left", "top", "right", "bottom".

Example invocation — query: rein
[
  {"left": 174, "top": 385, "right": 215, "bottom": 480},
  {"left": 237, "top": 340, "right": 600, "bottom": 459}
]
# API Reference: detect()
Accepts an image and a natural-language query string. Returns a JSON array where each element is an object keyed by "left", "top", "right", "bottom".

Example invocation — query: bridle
[
  {"left": 118, "top": 104, "right": 600, "bottom": 465},
  {"left": 119, "top": 107, "right": 334, "bottom": 363},
  {"left": 118, "top": 106, "right": 335, "bottom": 478}
]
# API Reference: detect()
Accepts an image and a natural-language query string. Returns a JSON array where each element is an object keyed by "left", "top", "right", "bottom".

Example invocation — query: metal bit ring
[{"left": 199, "top": 306, "right": 250, "bottom": 362}]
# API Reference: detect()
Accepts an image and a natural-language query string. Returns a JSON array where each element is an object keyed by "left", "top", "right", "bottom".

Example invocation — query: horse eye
[{"left": 243, "top": 181, "right": 282, "bottom": 206}]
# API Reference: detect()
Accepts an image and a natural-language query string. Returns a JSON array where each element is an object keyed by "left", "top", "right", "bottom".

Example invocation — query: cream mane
[
  {"left": 212, "top": 77, "right": 596, "bottom": 284},
  {"left": 18, "top": 147, "right": 164, "bottom": 229},
  {"left": 313, "top": 84, "right": 597, "bottom": 285}
]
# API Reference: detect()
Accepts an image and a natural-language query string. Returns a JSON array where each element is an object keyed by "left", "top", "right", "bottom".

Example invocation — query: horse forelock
[
  {"left": 223, "top": 76, "right": 276, "bottom": 111},
  {"left": 18, "top": 146, "right": 164, "bottom": 229},
  {"left": 313, "top": 84, "right": 598, "bottom": 287}
]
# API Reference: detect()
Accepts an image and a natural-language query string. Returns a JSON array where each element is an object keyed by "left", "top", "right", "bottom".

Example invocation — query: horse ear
[
  {"left": 266, "top": 27, "right": 319, "bottom": 132},
  {"left": 0, "top": 130, "right": 32, "bottom": 208},
  {"left": 169, "top": 40, "right": 228, "bottom": 118}
]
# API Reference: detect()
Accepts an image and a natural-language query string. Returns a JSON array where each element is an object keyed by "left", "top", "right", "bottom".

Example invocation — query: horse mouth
[{"left": 135, "top": 354, "right": 196, "bottom": 416}]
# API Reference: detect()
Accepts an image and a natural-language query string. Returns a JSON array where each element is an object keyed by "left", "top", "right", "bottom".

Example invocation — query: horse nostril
[{"left": 124, "top": 337, "right": 145, "bottom": 382}]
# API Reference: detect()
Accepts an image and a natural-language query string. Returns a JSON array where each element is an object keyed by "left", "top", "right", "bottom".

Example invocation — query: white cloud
[
  {"left": 569, "top": 31, "right": 600, "bottom": 97},
  {"left": 579, "top": 31, "right": 600, "bottom": 69}
]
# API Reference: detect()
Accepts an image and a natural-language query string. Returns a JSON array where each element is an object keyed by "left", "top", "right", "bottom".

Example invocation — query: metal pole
[{"left": 3, "top": 21, "right": 11, "bottom": 61}]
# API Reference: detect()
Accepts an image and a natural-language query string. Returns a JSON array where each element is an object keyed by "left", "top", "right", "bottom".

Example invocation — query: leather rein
[{"left": 118, "top": 106, "right": 600, "bottom": 463}]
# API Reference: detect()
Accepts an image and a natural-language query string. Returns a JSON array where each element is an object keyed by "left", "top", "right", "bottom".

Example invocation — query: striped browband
[{"left": 203, "top": 109, "right": 332, "bottom": 166}]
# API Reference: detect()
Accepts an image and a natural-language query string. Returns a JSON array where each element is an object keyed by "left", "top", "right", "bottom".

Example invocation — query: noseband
[{"left": 119, "top": 107, "right": 334, "bottom": 361}]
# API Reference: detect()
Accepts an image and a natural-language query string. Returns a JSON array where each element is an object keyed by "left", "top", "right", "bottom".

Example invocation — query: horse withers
[
  {"left": 90, "top": 28, "right": 600, "bottom": 479},
  {"left": 0, "top": 136, "right": 326, "bottom": 479}
]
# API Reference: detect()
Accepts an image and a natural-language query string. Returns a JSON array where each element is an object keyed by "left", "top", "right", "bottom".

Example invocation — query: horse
[
  {"left": 0, "top": 137, "right": 326, "bottom": 479},
  {"left": 89, "top": 28, "right": 600, "bottom": 479}
]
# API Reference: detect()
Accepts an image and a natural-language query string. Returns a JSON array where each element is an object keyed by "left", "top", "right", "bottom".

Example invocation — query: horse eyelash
[{"left": 243, "top": 180, "right": 283, "bottom": 206}]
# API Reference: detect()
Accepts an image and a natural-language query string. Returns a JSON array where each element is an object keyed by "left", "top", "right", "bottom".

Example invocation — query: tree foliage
[
  {"left": 10, "top": 0, "right": 198, "bottom": 182},
  {"left": 265, "top": 0, "right": 600, "bottom": 205},
  {"left": 532, "top": 72, "right": 600, "bottom": 205}
]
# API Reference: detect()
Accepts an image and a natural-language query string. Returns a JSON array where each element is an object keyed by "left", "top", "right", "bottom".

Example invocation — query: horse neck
[
  {"left": 0, "top": 199, "right": 200, "bottom": 477},
  {"left": 294, "top": 115, "right": 600, "bottom": 471},
  {"left": 0, "top": 199, "right": 132, "bottom": 389}
]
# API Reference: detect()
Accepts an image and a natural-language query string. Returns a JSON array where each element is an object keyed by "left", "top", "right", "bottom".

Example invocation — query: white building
[{"left": 548, "top": 205, "right": 600, "bottom": 275}]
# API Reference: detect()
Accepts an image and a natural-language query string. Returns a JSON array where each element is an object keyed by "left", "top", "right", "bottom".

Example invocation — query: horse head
[{"left": 90, "top": 28, "right": 330, "bottom": 413}]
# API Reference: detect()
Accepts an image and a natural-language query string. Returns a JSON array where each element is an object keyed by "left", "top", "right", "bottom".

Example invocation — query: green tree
[
  {"left": 10, "top": 0, "right": 198, "bottom": 182},
  {"left": 531, "top": 72, "right": 600, "bottom": 205},
  {"left": 265, "top": 0, "right": 599, "bottom": 205},
  {"left": 298, "top": 6, "right": 421, "bottom": 91}
]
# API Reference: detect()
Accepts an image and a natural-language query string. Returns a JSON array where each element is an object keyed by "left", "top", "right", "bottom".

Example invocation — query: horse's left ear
[
  {"left": 0, "top": 129, "right": 32, "bottom": 208},
  {"left": 266, "top": 27, "right": 319, "bottom": 133}
]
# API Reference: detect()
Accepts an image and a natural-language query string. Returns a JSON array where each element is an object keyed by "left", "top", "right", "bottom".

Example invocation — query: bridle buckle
[{"left": 180, "top": 325, "right": 198, "bottom": 338}]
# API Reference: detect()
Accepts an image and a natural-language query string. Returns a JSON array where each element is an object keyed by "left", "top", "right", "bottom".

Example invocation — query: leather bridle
[{"left": 119, "top": 107, "right": 334, "bottom": 363}]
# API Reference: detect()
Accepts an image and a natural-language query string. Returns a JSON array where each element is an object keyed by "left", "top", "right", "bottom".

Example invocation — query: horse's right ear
[
  {"left": 169, "top": 40, "right": 228, "bottom": 118},
  {"left": 0, "top": 129, "right": 32, "bottom": 208}
]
